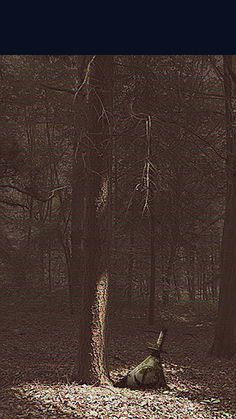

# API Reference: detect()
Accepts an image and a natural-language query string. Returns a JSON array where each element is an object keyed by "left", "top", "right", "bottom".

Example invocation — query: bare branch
[
  {"left": 0, "top": 199, "right": 29, "bottom": 209},
  {"left": 153, "top": 115, "right": 226, "bottom": 162},
  {"left": 40, "top": 83, "right": 75, "bottom": 95},
  {"left": 73, "top": 55, "right": 96, "bottom": 104},
  {"left": 208, "top": 56, "right": 224, "bottom": 80},
  {"left": 0, "top": 184, "right": 70, "bottom": 202}
]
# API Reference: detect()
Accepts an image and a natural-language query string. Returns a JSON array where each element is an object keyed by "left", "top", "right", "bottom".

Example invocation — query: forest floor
[{"left": 0, "top": 298, "right": 235, "bottom": 419}]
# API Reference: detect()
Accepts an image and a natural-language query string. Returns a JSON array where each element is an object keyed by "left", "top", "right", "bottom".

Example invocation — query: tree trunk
[
  {"left": 148, "top": 203, "right": 156, "bottom": 325},
  {"left": 127, "top": 226, "right": 135, "bottom": 304},
  {"left": 147, "top": 116, "right": 157, "bottom": 326},
  {"left": 71, "top": 55, "right": 113, "bottom": 384},
  {"left": 162, "top": 241, "right": 177, "bottom": 305},
  {"left": 211, "top": 180, "right": 236, "bottom": 357},
  {"left": 211, "top": 56, "right": 236, "bottom": 358}
]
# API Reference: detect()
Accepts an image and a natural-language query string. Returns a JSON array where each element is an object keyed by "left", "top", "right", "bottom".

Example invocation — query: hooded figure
[{"left": 114, "top": 329, "right": 167, "bottom": 389}]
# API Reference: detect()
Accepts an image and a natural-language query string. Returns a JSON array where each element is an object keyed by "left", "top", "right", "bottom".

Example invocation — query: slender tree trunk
[
  {"left": 127, "top": 226, "right": 135, "bottom": 304},
  {"left": 186, "top": 249, "right": 196, "bottom": 302},
  {"left": 47, "top": 200, "right": 53, "bottom": 294},
  {"left": 173, "top": 272, "right": 180, "bottom": 301},
  {"left": 25, "top": 107, "right": 35, "bottom": 252},
  {"left": 45, "top": 102, "right": 72, "bottom": 310},
  {"left": 148, "top": 202, "right": 156, "bottom": 325},
  {"left": 71, "top": 55, "right": 113, "bottom": 384},
  {"left": 162, "top": 241, "right": 177, "bottom": 305},
  {"left": 27, "top": 198, "right": 33, "bottom": 250},
  {"left": 211, "top": 56, "right": 236, "bottom": 358}
]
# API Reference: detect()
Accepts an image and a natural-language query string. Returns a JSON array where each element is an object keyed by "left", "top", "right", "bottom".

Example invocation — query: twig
[
  {"left": 0, "top": 199, "right": 29, "bottom": 209},
  {"left": 40, "top": 83, "right": 74, "bottom": 95},
  {"left": 73, "top": 55, "right": 96, "bottom": 104},
  {"left": 0, "top": 183, "right": 70, "bottom": 202}
]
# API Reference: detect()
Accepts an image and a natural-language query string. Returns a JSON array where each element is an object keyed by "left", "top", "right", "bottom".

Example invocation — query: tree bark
[
  {"left": 211, "top": 56, "right": 236, "bottom": 358},
  {"left": 127, "top": 226, "right": 135, "bottom": 304},
  {"left": 148, "top": 201, "right": 156, "bottom": 325},
  {"left": 71, "top": 55, "right": 113, "bottom": 384}
]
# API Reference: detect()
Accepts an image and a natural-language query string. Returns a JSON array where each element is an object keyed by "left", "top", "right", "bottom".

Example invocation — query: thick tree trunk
[
  {"left": 211, "top": 182, "right": 236, "bottom": 357},
  {"left": 71, "top": 55, "right": 113, "bottom": 384},
  {"left": 146, "top": 116, "right": 157, "bottom": 326},
  {"left": 211, "top": 56, "right": 236, "bottom": 358}
]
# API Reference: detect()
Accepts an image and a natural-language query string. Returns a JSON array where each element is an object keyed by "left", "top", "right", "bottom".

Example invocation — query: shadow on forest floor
[{"left": 0, "top": 302, "right": 235, "bottom": 418}]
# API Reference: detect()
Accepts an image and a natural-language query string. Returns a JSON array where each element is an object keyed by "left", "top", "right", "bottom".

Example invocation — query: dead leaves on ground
[{"left": 0, "top": 307, "right": 235, "bottom": 418}]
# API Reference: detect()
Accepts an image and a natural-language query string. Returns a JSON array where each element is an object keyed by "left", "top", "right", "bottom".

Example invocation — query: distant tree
[
  {"left": 0, "top": 55, "right": 73, "bottom": 299},
  {"left": 211, "top": 55, "right": 236, "bottom": 358}
]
